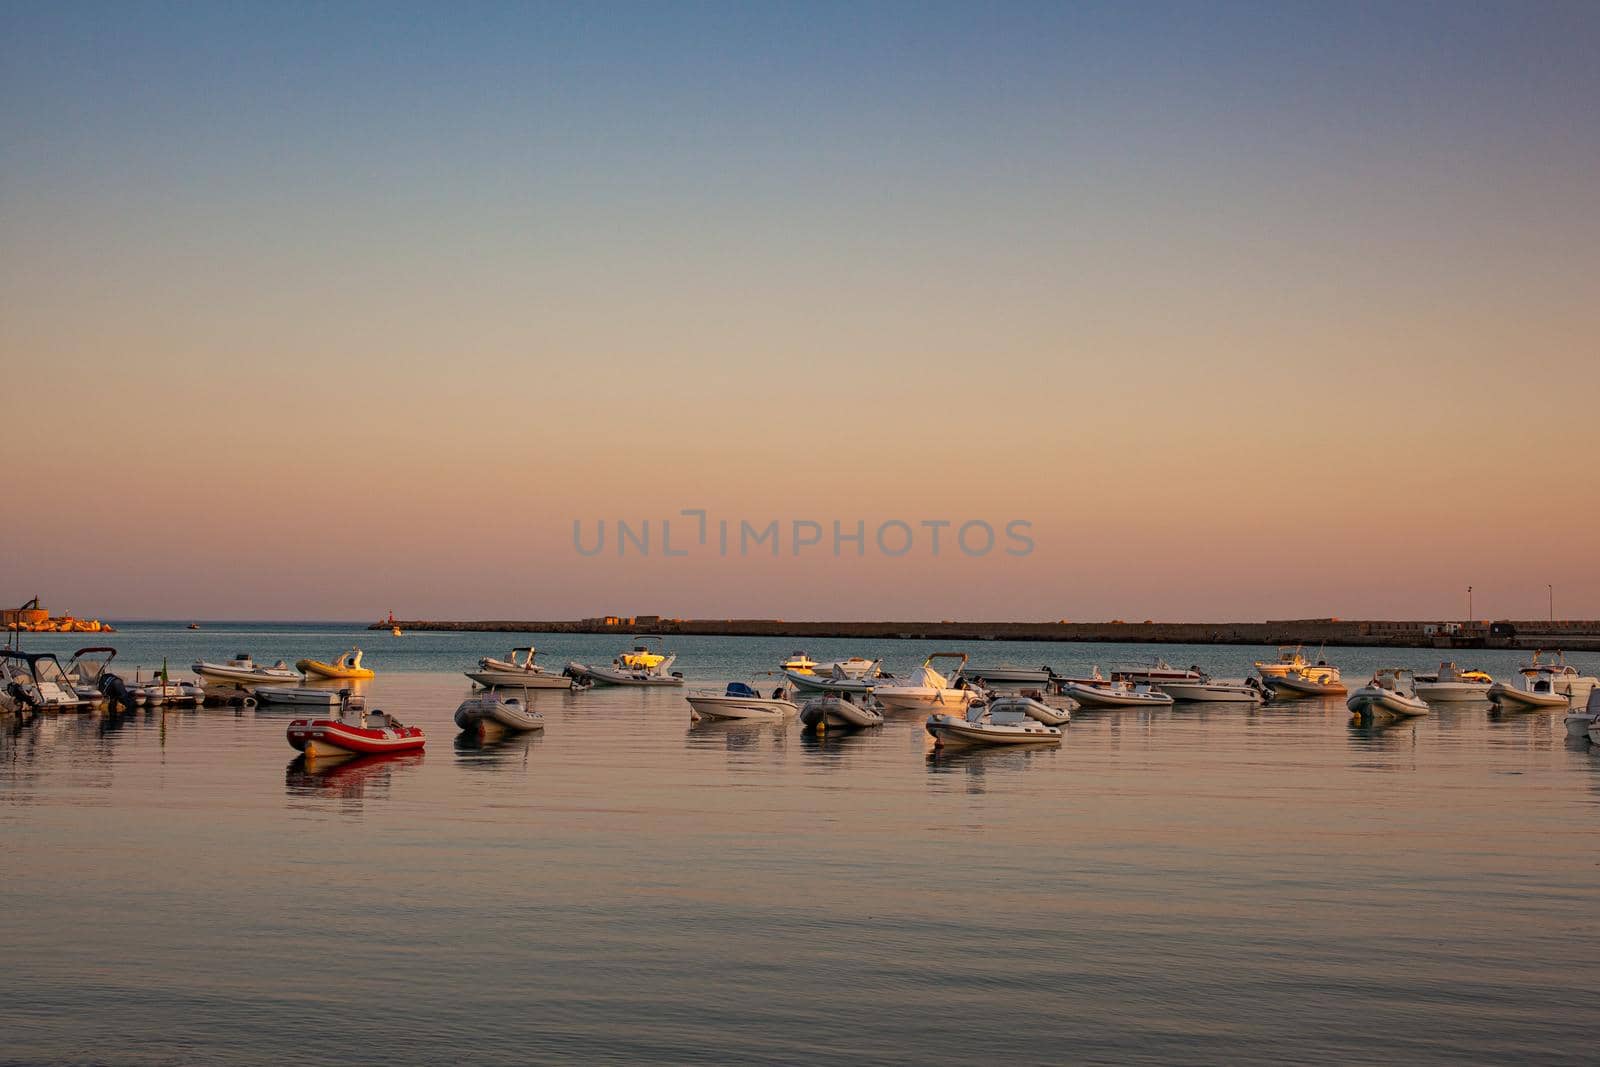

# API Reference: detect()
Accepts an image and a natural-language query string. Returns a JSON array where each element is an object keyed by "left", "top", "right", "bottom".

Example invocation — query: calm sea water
[{"left": 4, "top": 624, "right": 1597, "bottom": 1064}]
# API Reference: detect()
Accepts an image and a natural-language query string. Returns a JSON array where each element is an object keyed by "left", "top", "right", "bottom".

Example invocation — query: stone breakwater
[{"left": 370, "top": 618, "right": 1600, "bottom": 651}]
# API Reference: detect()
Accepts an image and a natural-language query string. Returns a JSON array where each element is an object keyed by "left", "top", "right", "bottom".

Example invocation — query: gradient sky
[{"left": 3, "top": 1, "right": 1597, "bottom": 621}]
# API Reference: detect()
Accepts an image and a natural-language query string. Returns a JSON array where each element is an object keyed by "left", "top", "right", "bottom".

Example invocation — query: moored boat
[
  {"left": 782, "top": 656, "right": 884, "bottom": 691},
  {"left": 193, "top": 653, "right": 300, "bottom": 685},
  {"left": 962, "top": 664, "right": 1052, "bottom": 685},
  {"left": 925, "top": 703, "right": 1063, "bottom": 747},
  {"left": 1564, "top": 690, "right": 1600, "bottom": 740},
  {"left": 1, "top": 649, "right": 97, "bottom": 713},
  {"left": 799, "top": 690, "right": 884, "bottom": 730},
  {"left": 1157, "top": 677, "right": 1266, "bottom": 703},
  {"left": 1347, "top": 668, "right": 1429, "bottom": 718},
  {"left": 567, "top": 637, "right": 683, "bottom": 686},
  {"left": 779, "top": 652, "right": 818, "bottom": 672},
  {"left": 1516, "top": 650, "right": 1598, "bottom": 705},
  {"left": 286, "top": 709, "right": 425, "bottom": 757},
  {"left": 255, "top": 685, "right": 363, "bottom": 708},
  {"left": 992, "top": 693, "right": 1072, "bottom": 726},
  {"left": 465, "top": 646, "right": 573, "bottom": 689},
  {"left": 1059, "top": 677, "right": 1174, "bottom": 709},
  {"left": 1413, "top": 662, "right": 1493, "bottom": 702},
  {"left": 128, "top": 673, "right": 206, "bottom": 707},
  {"left": 454, "top": 692, "right": 544, "bottom": 733},
  {"left": 1111, "top": 658, "right": 1204, "bottom": 685},
  {"left": 870, "top": 653, "right": 980, "bottom": 714},
  {"left": 1266, "top": 666, "right": 1347, "bottom": 700},
  {"left": 296, "top": 648, "right": 375, "bottom": 680},
  {"left": 1256, "top": 645, "right": 1311, "bottom": 679},
  {"left": 64, "top": 646, "right": 122, "bottom": 709},
  {"left": 1487, "top": 670, "right": 1569, "bottom": 712},
  {"left": 686, "top": 680, "right": 798, "bottom": 721}
]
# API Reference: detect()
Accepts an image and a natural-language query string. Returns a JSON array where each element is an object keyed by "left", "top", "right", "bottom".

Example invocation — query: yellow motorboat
[
  {"left": 618, "top": 642, "right": 667, "bottom": 669},
  {"left": 295, "top": 648, "right": 375, "bottom": 680}
]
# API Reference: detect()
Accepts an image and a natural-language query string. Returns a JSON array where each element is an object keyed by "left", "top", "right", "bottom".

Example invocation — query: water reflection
[
  {"left": 925, "top": 742, "right": 1056, "bottom": 793},
  {"left": 686, "top": 717, "right": 787, "bottom": 748},
  {"left": 452, "top": 728, "right": 538, "bottom": 768},
  {"left": 797, "top": 725, "right": 873, "bottom": 763},
  {"left": 1347, "top": 713, "right": 1421, "bottom": 749},
  {"left": 284, "top": 751, "right": 424, "bottom": 805}
]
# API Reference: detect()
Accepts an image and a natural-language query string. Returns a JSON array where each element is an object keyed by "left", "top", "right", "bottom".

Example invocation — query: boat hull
[
  {"left": 1157, "top": 682, "right": 1264, "bottom": 703},
  {"left": 454, "top": 697, "right": 544, "bottom": 733},
  {"left": 686, "top": 694, "right": 798, "bottom": 720},
  {"left": 1487, "top": 684, "right": 1567, "bottom": 711},
  {"left": 962, "top": 667, "right": 1050, "bottom": 684},
  {"left": 1267, "top": 676, "right": 1347, "bottom": 699},
  {"left": 194, "top": 663, "right": 301, "bottom": 685},
  {"left": 1564, "top": 713, "right": 1596, "bottom": 740},
  {"left": 566, "top": 661, "right": 683, "bottom": 687},
  {"left": 783, "top": 669, "right": 876, "bottom": 692},
  {"left": 871, "top": 688, "right": 975, "bottom": 714},
  {"left": 1347, "top": 688, "right": 1429, "bottom": 718},
  {"left": 925, "top": 713, "right": 1062, "bottom": 746},
  {"left": 464, "top": 670, "right": 572, "bottom": 689},
  {"left": 987, "top": 696, "right": 1070, "bottom": 726},
  {"left": 799, "top": 698, "right": 883, "bottom": 730},
  {"left": 1413, "top": 682, "right": 1491, "bottom": 702},
  {"left": 286, "top": 719, "right": 426, "bottom": 756},
  {"left": 1060, "top": 683, "right": 1173, "bottom": 709},
  {"left": 254, "top": 685, "right": 348, "bottom": 707},
  {"left": 297, "top": 659, "right": 375, "bottom": 680}
]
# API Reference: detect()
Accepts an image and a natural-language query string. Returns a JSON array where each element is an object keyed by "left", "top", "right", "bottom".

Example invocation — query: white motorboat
[
  {"left": 454, "top": 692, "right": 544, "bottom": 733},
  {"left": 192, "top": 653, "right": 301, "bottom": 685},
  {"left": 988, "top": 693, "right": 1071, "bottom": 726},
  {"left": 1413, "top": 662, "right": 1494, "bottom": 702},
  {"left": 961, "top": 664, "right": 1052, "bottom": 685},
  {"left": 799, "top": 691, "right": 884, "bottom": 730},
  {"left": 1347, "top": 668, "right": 1429, "bottom": 718},
  {"left": 1487, "top": 669, "right": 1569, "bottom": 712},
  {"left": 687, "top": 680, "right": 798, "bottom": 721},
  {"left": 566, "top": 636, "right": 683, "bottom": 687},
  {"left": 63, "top": 646, "right": 120, "bottom": 708},
  {"left": 1517, "top": 650, "right": 1598, "bottom": 705},
  {"left": 1112, "top": 659, "right": 1204, "bottom": 685},
  {"left": 1266, "top": 666, "right": 1347, "bottom": 700},
  {"left": 1059, "top": 678, "right": 1174, "bottom": 709},
  {"left": 1157, "top": 677, "right": 1266, "bottom": 704},
  {"left": 254, "top": 685, "right": 364, "bottom": 709},
  {"left": 1563, "top": 690, "right": 1600, "bottom": 740},
  {"left": 1, "top": 649, "right": 96, "bottom": 713},
  {"left": 925, "top": 703, "right": 1063, "bottom": 747},
  {"left": 871, "top": 653, "right": 980, "bottom": 714},
  {"left": 465, "top": 646, "right": 573, "bottom": 689},
  {"left": 782, "top": 656, "right": 884, "bottom": 691}
]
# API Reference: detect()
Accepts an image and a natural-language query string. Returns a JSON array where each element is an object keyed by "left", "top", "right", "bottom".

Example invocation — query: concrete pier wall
[{"left": 370, "top": 617, "right": 1600, "bottom": 651}]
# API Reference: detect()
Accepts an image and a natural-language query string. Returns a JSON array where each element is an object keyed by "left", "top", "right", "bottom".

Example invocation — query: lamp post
[
  {"left": 1548, "top": 584, "right": 1554, "bottom": 624},
  {"left": 1467, "top": 585, "right": 1472, "bottom": 622}
]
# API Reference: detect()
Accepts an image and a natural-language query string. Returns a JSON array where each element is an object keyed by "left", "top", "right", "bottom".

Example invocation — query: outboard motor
[
  {"left": 6, "top": 680, "right": 38, "bottom": 713},
  {"left": 98, "top": 671, "right": 137, "bottom": 714}
]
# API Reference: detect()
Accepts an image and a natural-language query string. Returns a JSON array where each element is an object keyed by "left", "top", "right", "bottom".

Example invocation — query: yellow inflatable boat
[{"left": 295, "top": 648, "right": 375, "bottom": 680}]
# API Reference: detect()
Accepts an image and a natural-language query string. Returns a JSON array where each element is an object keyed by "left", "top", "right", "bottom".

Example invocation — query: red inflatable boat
[{"left": 286, "top": 711, "right": 426, "bottom": 758}]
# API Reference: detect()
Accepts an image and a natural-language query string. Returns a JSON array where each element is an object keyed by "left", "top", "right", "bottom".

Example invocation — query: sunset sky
[{"left": 3, "top": 2, "right": 1597, "bottom": 622}]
